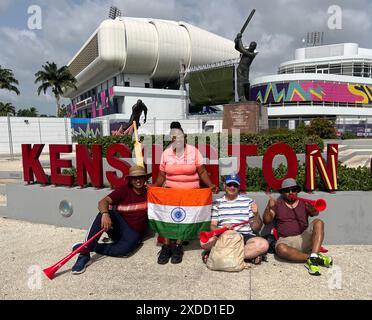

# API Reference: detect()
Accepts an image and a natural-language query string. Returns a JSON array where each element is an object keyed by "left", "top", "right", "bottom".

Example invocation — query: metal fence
[
  {"left": 0, "top": 116, "right": 72, "bottom": 159},
  {"left": 0, "top": 116, "right": 207, "bottom": 158}
]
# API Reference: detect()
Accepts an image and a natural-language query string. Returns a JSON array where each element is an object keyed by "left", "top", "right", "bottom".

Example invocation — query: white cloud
[{"left": 0, "top": 0, "right": 372, "bottom": 115}]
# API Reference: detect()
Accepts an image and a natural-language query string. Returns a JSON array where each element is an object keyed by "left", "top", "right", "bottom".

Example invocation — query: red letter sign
[
  {"left": 228, "top": 144, "right": 258, "bottom": 191},
  {"left": 76, "top": 144, "right": 103, "bottom": 188},
  {"left": 151, "top": 144, "right": 163, "bottom": 183},
  {"left": 49, "top": 144, "right": 73, "bottom": 186},
  {"left": 197, "top": 144, "right": 219, "bottom": 188},
  {"left": 306, "top": 144, "right": 338, "bottom": 191},
  {"left": 262, "top": 143, "right": 298, "bottom": 190},
  {"left": 22, "top": 144, "right": 48, "bottom": 184},
  {"left": 106, "top": 144, "right": 132, "bottom": 188}
]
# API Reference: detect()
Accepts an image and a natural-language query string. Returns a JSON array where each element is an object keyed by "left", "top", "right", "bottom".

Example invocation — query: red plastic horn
[
  {"left": 43, "top": 228, "right": 105, "bottom": 280},
  {"left": 199, "top": 219, "right": 253, "bottom": 243},
  {"left": 289, "top": 195, "right": 327, "bottom": 212}
]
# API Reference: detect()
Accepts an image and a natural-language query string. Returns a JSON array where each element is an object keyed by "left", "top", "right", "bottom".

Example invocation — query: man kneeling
[{"left": 200, "top": 174, "right": 269, "bottom": 265}]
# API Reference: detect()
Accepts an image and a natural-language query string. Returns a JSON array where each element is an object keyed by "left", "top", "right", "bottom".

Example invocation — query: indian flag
[{"left": 148, "top": 187, "right": 212, "bottom": 240}]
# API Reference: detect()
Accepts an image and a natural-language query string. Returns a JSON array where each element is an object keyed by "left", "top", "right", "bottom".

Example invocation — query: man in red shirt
[
  {"left": 263, "top": 178, "right": 333, "bottom": 276},
  {"left": 71, "top": 165, "right": 151, "bottom": 274}
]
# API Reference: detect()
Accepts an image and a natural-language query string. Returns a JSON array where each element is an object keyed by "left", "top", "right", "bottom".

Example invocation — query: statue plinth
[{"left": 222, "top": 101, "right": 268, "bottom": 134}]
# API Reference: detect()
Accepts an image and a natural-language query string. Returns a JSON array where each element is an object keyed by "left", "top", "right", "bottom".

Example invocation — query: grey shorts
[{"left": 275, "top": 221, "right": 315, "bottom": 253}]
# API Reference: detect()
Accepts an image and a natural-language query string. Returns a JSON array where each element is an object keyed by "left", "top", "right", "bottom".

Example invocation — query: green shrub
[
  {"left": 305, "top": 119, "right": 337, "bottom": 139},
  {"left": 245, "top": 162, "right": 372, "bottom": 192},
  {"left": 341, "top": 131, "right": 357, "bottom": 140},
  {"left": 78, "top": 132, "right": 323, "bottom": 156},
  {"left": 239, "top": 132, "right": 323, "bottom": 155},
  {"left": 78, "top": 135, "right": 134, "bottom": 156}
]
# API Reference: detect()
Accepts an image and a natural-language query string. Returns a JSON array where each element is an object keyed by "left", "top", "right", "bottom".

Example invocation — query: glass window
[
  {"left": 279, "top": 120, "right": 289, "bottom": 128},
  {"left": 363, "top": 64, "right": 369, "bottom": 78},
  {"left": 342, "top": 63, "right": 352, "bottom": 76},
  {"left": 294, "top": 66, "right": 304, "bottom": 73},
  {"left": 305, "top": 66, "right": 316, "bottom": 73},
  {"left": 354, "top": 63, "right": 362, "bottom": 77},
  {"left": 286, "top": 67, "right": 294, "bottom": 73},
  {"left": 317, "top": 64, "right": 328, "bottom": 69},
  {"left": 329, "top": 64, "right": 341, "bottom": 74},
  {"left": 269, "top": 119, "right": 279, "bottom": 129}
]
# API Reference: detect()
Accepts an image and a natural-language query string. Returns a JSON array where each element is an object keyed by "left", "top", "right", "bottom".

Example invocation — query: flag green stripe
[{"left": 149, "top": 220, "right": 210, "bottom": 240}]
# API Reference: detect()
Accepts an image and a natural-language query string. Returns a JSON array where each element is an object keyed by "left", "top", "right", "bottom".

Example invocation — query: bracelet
[{"left": 101, "top": 212, "right": 109, "bottom": 215}]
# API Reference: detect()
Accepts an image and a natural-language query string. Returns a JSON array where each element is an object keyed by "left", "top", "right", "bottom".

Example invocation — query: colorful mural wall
[
  {"left": 67, "top": 87, "right": 115, "bottom": 118},
  {"left": 71, "top": 118, "right": 102, "bottom": 142},
  {"left": 251, "top": 81, "right": 372, "bottom": 104}
]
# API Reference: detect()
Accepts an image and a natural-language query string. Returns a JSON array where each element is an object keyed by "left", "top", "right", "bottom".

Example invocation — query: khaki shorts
[{"left": 275, "top": 221, "right": 315, "bottom": 253}]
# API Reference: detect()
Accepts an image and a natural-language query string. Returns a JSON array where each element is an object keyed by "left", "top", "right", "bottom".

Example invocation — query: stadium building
[
  {"left": 250, "top": 43, "right": 372, "bottom": 136},
  {"left": 64, "top": 17, "right": 239, "bottom": 122}
]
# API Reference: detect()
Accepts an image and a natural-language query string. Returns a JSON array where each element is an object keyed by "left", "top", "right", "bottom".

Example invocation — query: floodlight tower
[{"left": 108, "top": 5, "right": 122, "bottom": 19}]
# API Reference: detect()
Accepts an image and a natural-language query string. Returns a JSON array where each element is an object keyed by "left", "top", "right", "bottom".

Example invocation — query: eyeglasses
[
  {"left": 226, "top": 183, "right": 239, "bottom": 188},
  {"left": 282, "top": 187, "right": 298, "bottom": 193}
]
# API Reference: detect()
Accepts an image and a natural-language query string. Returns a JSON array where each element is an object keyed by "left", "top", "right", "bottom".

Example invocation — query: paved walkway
[{"left": 1, "top": 217, "right": 371, "bottom": 300}]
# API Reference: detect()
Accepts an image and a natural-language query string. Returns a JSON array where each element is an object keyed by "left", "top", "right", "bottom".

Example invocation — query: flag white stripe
[{"left": 148, "top": 203, "right": 212, "bottom": 224}]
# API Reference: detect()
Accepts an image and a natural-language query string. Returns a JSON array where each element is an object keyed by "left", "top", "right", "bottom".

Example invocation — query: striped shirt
[{"left": 211, "top": 194, "right": 255, "bottom": 236}]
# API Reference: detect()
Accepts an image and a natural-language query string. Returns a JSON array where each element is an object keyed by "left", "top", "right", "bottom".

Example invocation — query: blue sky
[{"left": 0, "top": 0, "right": 371, "bottom": 116}]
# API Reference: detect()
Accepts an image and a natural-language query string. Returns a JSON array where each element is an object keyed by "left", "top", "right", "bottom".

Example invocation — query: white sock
[{"left": 310, "top": 253, "right": 318, "bottom": 258}]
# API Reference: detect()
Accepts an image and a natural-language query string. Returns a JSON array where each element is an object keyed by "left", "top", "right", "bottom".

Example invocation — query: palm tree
[
  {"left": 17, "top": 107, "right": 38, "bottom": 117},
  {"left": 58, "top": 104, "right": 67, "bottom": 117},
  {"left": 35, "top": 61, "right": 77, "bottom": 117},
  {"left": 0, "top": 66, "right": 20, "bottom": 95},
  {"left": 0, "top": 102, "right": 16, "bottom": 116}
]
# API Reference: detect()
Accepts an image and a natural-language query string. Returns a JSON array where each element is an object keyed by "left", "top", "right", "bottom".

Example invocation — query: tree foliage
[{"left": 35, "top": 61, "right": 77, "bottom": 117}]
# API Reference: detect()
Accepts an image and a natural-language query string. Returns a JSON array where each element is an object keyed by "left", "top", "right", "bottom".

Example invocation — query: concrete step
[
  {"left": 337, "top": 145, "right": 372, "bottom": 150},
  {"left": 364, "top": 158, "right": 371, "bottom": 167},
  {"left": 342, "top": 155, "right": 372, "bottom": 168},
  {"left": 339, "top": 150, "right": 372, "bottom": 163},
  {"left": 335, "top": 139, "right": 372, "bottom": 146},
  {"left": 0, "top": 171, "right": 23, "bottom": 179}
]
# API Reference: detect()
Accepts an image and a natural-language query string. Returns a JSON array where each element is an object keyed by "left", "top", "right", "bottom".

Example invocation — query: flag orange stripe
[{"left": 148, "top": 186, "right": 212, "bottom": 207}]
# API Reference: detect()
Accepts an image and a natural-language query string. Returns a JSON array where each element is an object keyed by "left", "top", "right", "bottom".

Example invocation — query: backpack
[{"left": 206, "top": 230, "right": 246, "bottom": 272}]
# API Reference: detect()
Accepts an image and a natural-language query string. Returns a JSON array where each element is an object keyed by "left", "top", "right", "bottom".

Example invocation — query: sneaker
[
  {"left": 157, "top": 244, "right": 172, "bottom": 264},
  {"left": 316, "top": 253, "right": 333, "bottom": 268},
  {"left": 171, "top": 245, "right": 184, "bottom": 264},
  {"left": 71, "top": 254, "right": 91, "bottom": 274},
  {"left": 72, "top": 243, "right": 90, "bottom": 255},
  {"left": 305, "top": 257, "right": 321, "bottom": 276}
]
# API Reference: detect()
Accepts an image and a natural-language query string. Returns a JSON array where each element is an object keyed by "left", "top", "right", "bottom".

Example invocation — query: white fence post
[
  {"left": 7, "top": 114, "right": 14, "bottom": 160},
  {"left": 64, "top": 117, "right": 69, "bottom": 144}
]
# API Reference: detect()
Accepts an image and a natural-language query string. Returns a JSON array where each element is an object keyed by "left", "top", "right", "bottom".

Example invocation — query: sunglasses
[
  {"left": 226, "top": 183, "right": 239, "bottom": 188},
  {"left": 282, "top": 187, "right": 299, "bottom": 193},
  {"left": 170, "top": 135, "right": 184, "bottom": 140}
]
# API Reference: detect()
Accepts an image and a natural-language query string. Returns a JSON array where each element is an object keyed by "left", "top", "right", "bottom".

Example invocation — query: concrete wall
[
  {"left": 0, "top": 117, "right": 72, "bottom": 155},
  {"left": 4, "top": 184, "right": 108, "bottom": 229},
  {"left": 2, "top": 184, "right": 372, "bottom": 244}
]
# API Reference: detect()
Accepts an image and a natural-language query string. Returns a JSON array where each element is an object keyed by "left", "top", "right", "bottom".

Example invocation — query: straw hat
[{"left": 125, "top": 165, "right": 152, "bottom": 180}]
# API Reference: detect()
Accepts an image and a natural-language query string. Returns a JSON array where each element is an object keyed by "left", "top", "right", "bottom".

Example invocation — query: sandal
[
  {"left": 246, "top": 255, "right": 262, "bottom": 265},
  {"left": 253, "top": 255, "right": 262, "bottom": 265},
  {"left": 201, "top": 250, "right": 210, "bottom": 264}
]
